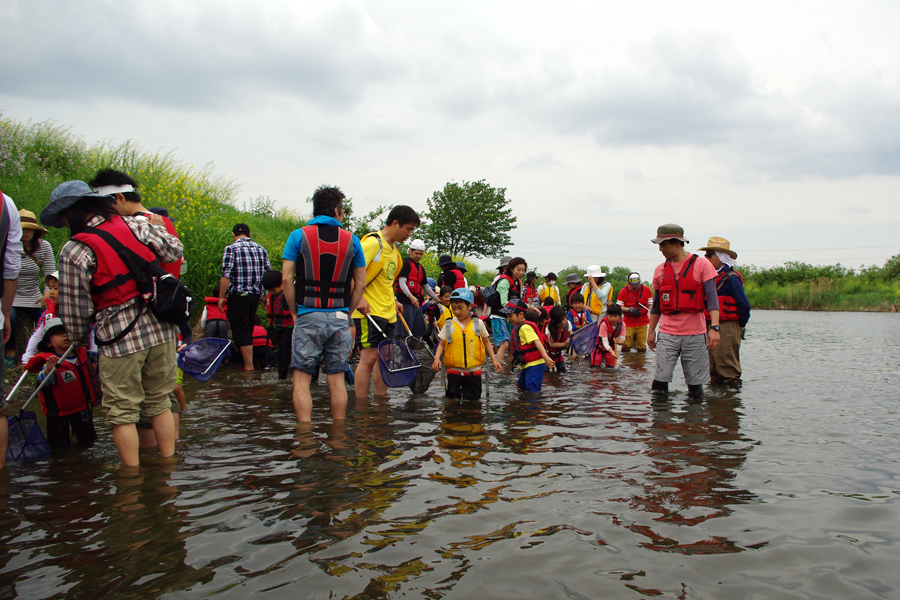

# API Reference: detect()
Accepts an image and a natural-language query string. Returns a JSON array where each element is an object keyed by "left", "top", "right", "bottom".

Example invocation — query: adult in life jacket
[
  {"left": 616, "top": 272, "right": 654, "bottom": 353},
  {"left": 537, "top": 272, "right": 561, "bottom": 306},
  {"left": 42, "top": 180, "right": 183, "bottom": 466},
  {"left": 436, "top": 255, "right": 466, "bottom": 290},
  {"left": 581, "top": 265, "right": 613, "bottom": 322},
  {"left": 395, "top": 239, "right": 440, "bottom": 338},
  {"left": 487, "top": 257, "right": 527, "bottom": 363},
  {"left": 697, "top": 237, "right": 751, "bottom": 386},
  {"left": 647, "top": 224, "right": 721, "bottom": 401},
  {"left": 590, "top": 305, "right": 625, "bottom": 368},
  {"left": 25, "top": 317, "right": 100, "bottom": 447},
  {"left": 90, "top": 169, "right": 183, "bottom": 279}
]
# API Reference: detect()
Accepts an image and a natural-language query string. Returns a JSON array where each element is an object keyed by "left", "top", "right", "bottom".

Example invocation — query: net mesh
[
  {"left": 178, "top": 338, "right": 232, "bottom": 382},
  {"left": 6, "top": 411, "right": 51, "bottom": 462},
  {"left": 377, "top": 340, "right": 420, "bottom": 387},
  {"left": 570, "top": 320, "right": 599, "bottom": 356}
]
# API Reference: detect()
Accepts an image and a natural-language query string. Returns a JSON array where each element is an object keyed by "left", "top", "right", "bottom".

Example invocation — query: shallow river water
[{"left": 2, "top": 310, "right": 900, "bottom": 599}]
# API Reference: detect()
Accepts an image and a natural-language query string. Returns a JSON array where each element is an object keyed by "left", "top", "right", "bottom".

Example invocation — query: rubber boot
[
  {"left": 651, "top": 380, "right": 668, "bottom": 397},
  {"left": 687, "top": 384, "right": 704, "bottom": 402}
]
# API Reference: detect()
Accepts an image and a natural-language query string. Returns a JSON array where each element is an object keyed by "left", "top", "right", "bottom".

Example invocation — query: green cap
[{"left": 651, "top": 223, "right": 689, "bottom": 244}]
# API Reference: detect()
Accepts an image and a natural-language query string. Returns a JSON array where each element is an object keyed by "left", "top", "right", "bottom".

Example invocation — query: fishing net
[
  {"left": 569, "top": 320, "right": 599, "bottom": 356},
  {"left": 6, "top": 411, "right": 51, "bottom": 462},
  {"left": 409, "top": 346, "right": 436, "bottom": 394},
  {"left": 178, "top": 338, "right": 232, "bottom": 382},
  {"left": 377, "top": 340, "right": 421, "bottom": 388}
]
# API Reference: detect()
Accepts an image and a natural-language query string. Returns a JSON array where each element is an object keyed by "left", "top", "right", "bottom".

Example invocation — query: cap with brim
[
  {"left": 409, "top": 239, "right": 426, "bottom": 252},
  {"left": 565, "top": 273, "right": 582, "bottom": 285},
  {"left": 697, "top": 236, "right": 737, "bottom": 259},
  {"left": 438, "top": 254, "right": 454, "bottom": 267},
  {"left": 41, "top": 181, "right": 113, "bottom": 229},
  {"left": 18, "top": 209, "right": 48, "bottom": 233},
  {"left": 38, "top": 317, "right": 67, "bottom": 352},
  {"left": 498, "top": 300, "right": 528, "bottom": 315},
  {"left": 450, "top": 288, "right": 474, "bottom": 304},
  {"left": 627, "top": 272, "right": 641, "bottom": 283},
  {"left": 651, "top": 223, "right": 689, "bottom": 244},
  {"left": 46, "top": 270, "right": 59, "bottom": 281}
]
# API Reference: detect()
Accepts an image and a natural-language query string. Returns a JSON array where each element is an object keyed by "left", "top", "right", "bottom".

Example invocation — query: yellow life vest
[
  {"left": 538, "top": 284, "right": 560, "bottom": 305},
  {"left": 435, "top": 304, "right": 451, "bottom": 330},
  {"left": 581, "top": 282, "right": 612, "bottom": 316},
  {"left": 444, "top": 317, "right": 486, "bottom": 369}
]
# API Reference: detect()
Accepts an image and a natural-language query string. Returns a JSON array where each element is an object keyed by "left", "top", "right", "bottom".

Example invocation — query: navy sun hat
[
  {"left": 498, "top": 300, "right": 529, "bottom": 316},
  {"left": 41, "top": 181, "right": 114, "bottom": 229},
  {"left": 456, "top": 262, "right": 467, "bottom": 273}
]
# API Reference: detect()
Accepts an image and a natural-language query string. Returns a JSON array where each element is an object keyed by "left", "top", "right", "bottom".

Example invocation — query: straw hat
[
  {"left": 18, "top": 209, "right": 48, "bottom": 233},
  {"left": 697, "top": 236, "right": 737, "bottom": 259}
]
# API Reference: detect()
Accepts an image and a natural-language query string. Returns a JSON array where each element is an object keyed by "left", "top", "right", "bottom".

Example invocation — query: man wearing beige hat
[
  {"left": 697, "top": 236, "right": 750, "bottom": 385},
  {"left": 648, "top": 224, "right": 721, "bottom": 401}
]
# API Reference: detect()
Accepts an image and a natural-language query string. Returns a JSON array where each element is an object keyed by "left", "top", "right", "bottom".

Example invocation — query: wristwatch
[{"left": 710, "top": 325, "right": 720, "bottom": 332}]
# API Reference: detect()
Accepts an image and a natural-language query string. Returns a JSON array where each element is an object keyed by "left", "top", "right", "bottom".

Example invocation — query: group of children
[{"left": 422, "top": 272, "right": 628, "bottom": 399}]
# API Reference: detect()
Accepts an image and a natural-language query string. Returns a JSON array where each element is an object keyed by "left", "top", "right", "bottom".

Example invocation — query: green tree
[{"left": 421, "top": 179, "right": 516, "bottom": 259}]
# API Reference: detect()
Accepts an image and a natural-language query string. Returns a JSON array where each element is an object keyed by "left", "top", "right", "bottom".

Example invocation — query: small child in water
[
  {"left": 591, "top": 304, "right": 625, "bottom": 368},
  {"left": 432, "top": 288, "right": 502, "bottom": 401},
  {"left": 501, "top": 301, "right": 555, "bottom": 394}
]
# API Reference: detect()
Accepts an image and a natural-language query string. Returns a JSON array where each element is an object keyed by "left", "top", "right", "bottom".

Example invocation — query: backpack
[
  {"left": 482, "top": 283, "right": 502, "bottom": 311},
  {"left": 82, "top": 225, "right": 195, "bottom": 339}
]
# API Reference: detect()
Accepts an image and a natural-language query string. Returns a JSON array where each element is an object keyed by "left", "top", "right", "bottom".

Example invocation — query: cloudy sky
[{"left": 2, "top": 0, "right": 899, "bottom": 276}]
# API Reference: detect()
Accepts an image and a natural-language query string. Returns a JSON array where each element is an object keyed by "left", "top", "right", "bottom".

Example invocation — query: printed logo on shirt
[
  {"left": 386, "top": 261, "right": 397, "bottom": 282},
  {"left": 61, "top": 370, "right": 78, "bottom": 384}
]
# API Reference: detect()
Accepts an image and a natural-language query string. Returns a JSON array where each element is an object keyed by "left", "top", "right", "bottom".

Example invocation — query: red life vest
[
  {"left": 706, "top": 270, "right": 744, "bottom": 321},
  {"left": 568, "top": 309, "right": 588, "bottom": 329},
  {"left": 252, "top": 325, "right": 273, "bottom": 348},
  {"left": 546, "top": 322, "right": 570, "bottom": 362},
  {"left": 296, "top": 223, "right": 354, "bottom": 309},
  {"left": 204, "top": 297, "right": 227, "bottom": 321},
  {"left": 141, "top": 213, "right": 182, "bottom": 278},
  {"left": 658, "top": 255, "right": 706, "bottom": 315},
  {"left": 267, "top": 291, "right": 295, "bottom": 328},
  {"left": 497, "top": 274, "right": 522, "bottom": 301},
  {"left": 394, "top": 258, "right": 425, "bottom": 299},
  {"left": 510, "top": 321, "right": 548, "bottom": 365},
  {"left": 73, "top": 215, "right": 160, "bottom": 310},
  {"left": 25, "top": 347, "right": 99, "bottom": 417},
  {"left": 523, "top": 283, "right": 539, "bottom": 306},
  {"left": 598, "top": 316, "right": 624, "bottom": 348},
  {"left": 565, "top": 286, "right": 580, "bottom": 309},
  {"left": 439, "top": 268, "right": 465, "bottom": 290}
]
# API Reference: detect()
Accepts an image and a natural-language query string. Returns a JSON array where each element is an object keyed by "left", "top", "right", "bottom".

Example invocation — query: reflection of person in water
[
  {"left": 627, "top": 396, "right": 756, "bottom": 554},
  {"left": 437, "top": 401, "right": 495, "bottom": 470}
]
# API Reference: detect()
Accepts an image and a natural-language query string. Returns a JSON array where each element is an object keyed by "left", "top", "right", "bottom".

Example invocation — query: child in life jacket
[
  {"left": 431, "top": 288, "right": 502, "bottom": 401},
  {"left": 500, "top": 301, "right": 555, "bottom": 394},
  {"left": 201, "top": 284, "right": 229, "bottom": 339},
  {"left": 22, "top": 271, "right": 60, "bottom": 366},
  {"left": 25, "top": 318, "right": 100, "bottom": 448},
  {"left": 591, "top": 305, "right": 625, "bottom": 368},
  {"left": 522, "top": 272, "right": 540, "bottom": 307},
  {"left": 545, "top": 306, "right": 571, "bottom": 373},
  {"left": 263, "top": 269, "right": 295, "bottom": 380},
  {"left": 566, "top": 293, "right": 591, "bottom": 331},
  {"left": 431, "top": 285, "right": 453, "bottom": 333},
  {"left": 251, "top": 315, "right": 275, "bottom": 370}
]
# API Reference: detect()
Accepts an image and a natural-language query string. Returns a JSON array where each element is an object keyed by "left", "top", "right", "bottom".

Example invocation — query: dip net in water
[
  {"left": 409, "top": 346, "right": 436, "bottom": 394},
  {"left": 569, "top": 320, "right": 599, "bottom": 356},
  {"left": 377, "top": 340, "right": 421, "bottom": 388},
  {"left": 6, "top": 411, "right": 51, "bottom": 462},
  {"left": 178, "top": 338, "right": 232, "bottom": 382}
]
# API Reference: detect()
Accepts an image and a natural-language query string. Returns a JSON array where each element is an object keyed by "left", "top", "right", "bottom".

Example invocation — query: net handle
[
  {"left": 202, "top": 340, "right": 232, "bottom": 374},
  {"left": 365, "top": 313, "right": 385, "bottom": 335}
]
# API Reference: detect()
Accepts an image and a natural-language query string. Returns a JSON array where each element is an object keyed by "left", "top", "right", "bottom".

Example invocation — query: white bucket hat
[{"left": 584, "top": 265, "right": 606, "bottom": 278}]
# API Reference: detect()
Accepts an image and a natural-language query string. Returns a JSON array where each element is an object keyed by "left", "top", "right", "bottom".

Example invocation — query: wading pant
[
  {"left": 621, "top": 325, "right": 648, "bottom": 352},
  {"left": 709, "top": 320, "right": 742, "bottom": 381},
  {"left": 653, "top": 332, "right": 710, "bottom": 386}
]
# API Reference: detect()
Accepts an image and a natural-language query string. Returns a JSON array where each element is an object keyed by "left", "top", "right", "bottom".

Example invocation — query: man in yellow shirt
[{"left": 353, "top": 206, "right": 420, "bottom": 399}]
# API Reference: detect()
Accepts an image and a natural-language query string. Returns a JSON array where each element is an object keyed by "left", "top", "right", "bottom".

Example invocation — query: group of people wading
[{"left": 0, "top": 177, "right": 750, "bottom": 468}]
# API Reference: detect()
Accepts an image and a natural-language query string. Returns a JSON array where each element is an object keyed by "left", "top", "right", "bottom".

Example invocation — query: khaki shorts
[{"left": 100, "top": 341, "right": 176, "bottom": 428}]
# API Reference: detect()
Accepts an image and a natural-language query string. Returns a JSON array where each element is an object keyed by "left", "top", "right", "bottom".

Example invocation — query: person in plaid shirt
[
  {"left": 218, "top": 223, "right": 270, "bottom": 371},
  {"left": 41, "top": 180, "right": 184, "bottom": 466}
]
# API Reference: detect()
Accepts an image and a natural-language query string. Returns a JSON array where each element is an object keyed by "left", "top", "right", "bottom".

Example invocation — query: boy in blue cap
[{"left": 432, "top": 288, "right": 502, "bottom": 401}]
